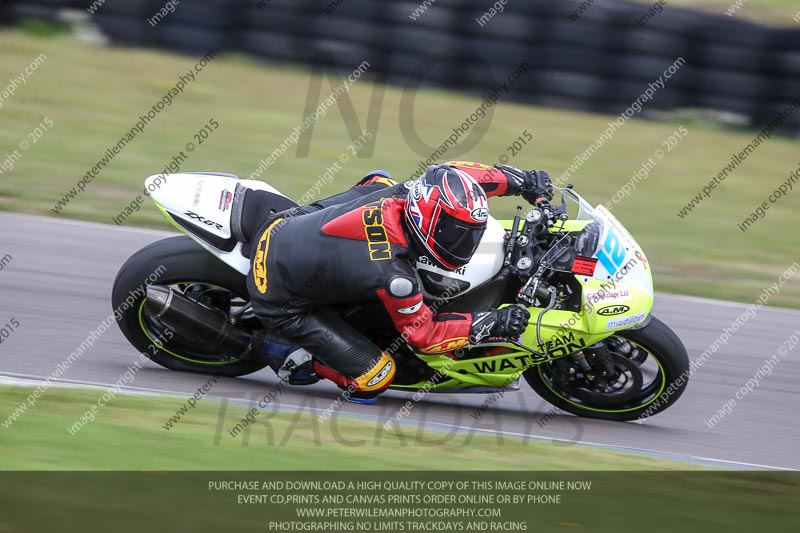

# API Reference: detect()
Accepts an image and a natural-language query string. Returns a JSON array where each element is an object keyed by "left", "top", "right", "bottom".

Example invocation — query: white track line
[
  {"left": 660, "top": 292, "right": 800, "bottom": 316},
  {"left": 1, "top": 371, "right": 794, "bottom": 471}
]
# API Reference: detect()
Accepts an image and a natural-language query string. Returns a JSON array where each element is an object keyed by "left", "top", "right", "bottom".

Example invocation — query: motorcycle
[{"left": 112, "top": 171, "right": 689, "bottom": 422}]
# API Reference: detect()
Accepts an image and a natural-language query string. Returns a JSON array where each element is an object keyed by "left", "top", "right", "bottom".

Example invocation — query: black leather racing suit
[{"left": 239, "top": 163, "right": 518, "bottom": 393}]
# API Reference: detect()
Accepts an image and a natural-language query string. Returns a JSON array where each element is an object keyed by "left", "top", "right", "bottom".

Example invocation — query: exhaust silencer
[{"left": 145, "top": 285, "right": 254, "bottom": 356}]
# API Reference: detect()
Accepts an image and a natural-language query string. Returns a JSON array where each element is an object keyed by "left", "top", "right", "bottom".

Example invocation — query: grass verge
[
  {"left": 634, "top": 0, "right": 800, "bottom": 25},
  {"left": 0, "top": 384, "right": 695, "bottom": 470},
  {"left": 2, "top": 385, "right": 800, "bottom": 532}
]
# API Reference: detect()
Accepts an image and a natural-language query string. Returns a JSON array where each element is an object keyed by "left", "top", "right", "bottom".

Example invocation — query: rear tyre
[
  {"left": 112, "top": 236, "right": 268, "bottom": 377},
  {"left": 524, "top": 316, "right": 689, "bottom": 422}
]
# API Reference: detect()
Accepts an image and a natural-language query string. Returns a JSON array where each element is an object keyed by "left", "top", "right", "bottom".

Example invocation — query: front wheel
[
  {"left": 524, "top": 316, "right": 689, "bottom": 422},
  {"left": 112, "top": 236, "right": 268, "bottom": 377}
]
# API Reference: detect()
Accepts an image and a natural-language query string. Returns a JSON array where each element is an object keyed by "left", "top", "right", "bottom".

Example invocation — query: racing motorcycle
[{"left": 112, "top": 172, "right": 689, "bottom": 422}]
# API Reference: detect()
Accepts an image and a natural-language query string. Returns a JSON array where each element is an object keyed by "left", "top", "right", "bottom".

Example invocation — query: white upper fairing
[
  {"left": 588, "top": 205, "right": 653, "bottom": 298},
  {"left": 145, "top": 172, "right": 507, "bottom": 287},
  {"left": 145, "top": 172, "right": 288, "bottom": 275},
  {"left": 415, "top": 216, "right": 506, "bottom": 299}
]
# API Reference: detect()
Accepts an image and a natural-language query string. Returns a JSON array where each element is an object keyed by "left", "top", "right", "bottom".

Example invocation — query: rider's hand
[
  {"left": 496, "top": 164, "right": 553, "bottom": 204},
  {"left": 470, "top": 305, "right": 530, "bottom": 343}
]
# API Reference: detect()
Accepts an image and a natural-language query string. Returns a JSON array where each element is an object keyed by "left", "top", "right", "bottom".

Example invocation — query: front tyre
[
  {"left": 112, "top": 236, "right": 267, "bottom": 377},
  {"left": 524, "top": 316, "right": 689, "bottom": 422}
]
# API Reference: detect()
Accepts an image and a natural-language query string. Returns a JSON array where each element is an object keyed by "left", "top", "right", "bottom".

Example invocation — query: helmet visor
[{"left": 431, "top": 211, "right": 486, "bottom": 269}]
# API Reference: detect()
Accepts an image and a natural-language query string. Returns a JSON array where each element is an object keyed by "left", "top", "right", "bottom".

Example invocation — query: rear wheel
[
  {"left": 524, "top": 316, "right": 689, "bottom": 421},
  {"left": 112, "top": 236, "right": 267, "bottom": 377}
]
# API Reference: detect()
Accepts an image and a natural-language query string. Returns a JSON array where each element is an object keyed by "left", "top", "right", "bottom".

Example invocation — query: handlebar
[{"left": 508, "top": 196, "right": 572, "bottom": 310}]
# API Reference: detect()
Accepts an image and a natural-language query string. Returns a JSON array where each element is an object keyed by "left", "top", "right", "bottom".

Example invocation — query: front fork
[{"left": 569, "top": 342, "right": 616, "bottom": 390}]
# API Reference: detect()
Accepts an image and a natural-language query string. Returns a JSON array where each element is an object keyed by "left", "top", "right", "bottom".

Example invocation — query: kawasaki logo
[
  {"left": 598, "top": 304, "right": 630, "bottom": 317},
  {"left": 184, "top": 210, "right": 223, "bottom": 231}
]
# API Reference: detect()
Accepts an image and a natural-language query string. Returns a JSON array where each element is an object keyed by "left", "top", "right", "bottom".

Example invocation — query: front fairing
[
  {"left": 533, "top": 188, "right": 654, "bottom": 337},
  {"left": 406, "top": 188, "right": 656, "bottom": 388}
]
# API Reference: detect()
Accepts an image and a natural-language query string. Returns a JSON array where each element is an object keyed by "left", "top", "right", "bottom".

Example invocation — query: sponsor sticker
[
  {"left": 192, "top": 179, "right": 205, "bottom": 207},
  {"left": 397, "top": 301, "right": 423, "bottom": 315},
  {"left": 366, "top": 361, "right": 393, "bottom": 388},
  {"left": 422, "top": 337, "right": 468, "bottom": 354},
  {"left": 470, "top": 207, "right": 489, "bottom": 222},
  {"left": 253, "top": 233, "right": 268, "bottom": 294},
  {"left": 606, "top": 311, "right": 647, "bottom": 330},
  {"left": 218, "top": 189, "right": 233, "bottom": 212},
  {"left": 572, "top": 256, "right": 598, "bottom": 276},
  {"left": 253, "top": 219, "right": 282, "bottom": 294},
  {"left": 411, "top": 183, "right": 422, "bottom": 200},
  {"left": 635, "top": 249, "right": 648, "bottom": 270},
  {"left": 362, "top": 202, "right": 392, "bottom": 261},
  {"left": 585, "top": 288, "right": 631, "bottom": 305},
  {"left": 417, "top": 254, "right": 467, "bottom": 276},
  {"left": 597, "top": 304, "right": 630, "bottom": 316},
  {"left": 449, "top": 161, "right": 494, "bottom": 171},
  {"left": 471, "top": 322, "right": 494, "bottom": 343}
]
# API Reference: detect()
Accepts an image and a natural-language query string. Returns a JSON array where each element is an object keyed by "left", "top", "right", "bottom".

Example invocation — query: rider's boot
[
  {"left": 311, "top": 354, "right": 396, "bottom": 405},
  {"left": 260, "top": 339, "right": 318, "bottom": 385}
]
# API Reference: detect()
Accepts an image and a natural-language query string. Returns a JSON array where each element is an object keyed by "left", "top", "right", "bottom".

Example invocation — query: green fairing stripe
[
  {"left": 153, "top": 201, "right": 184, "bottom": 233},
  {"left": 549, "top": 220, "right": 591, "bottom": 233},
  {"left": 498, "top": 219, "right": 591, "bottom": 233}
]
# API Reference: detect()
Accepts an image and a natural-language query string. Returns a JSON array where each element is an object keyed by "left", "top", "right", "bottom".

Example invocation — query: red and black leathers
[{"left": 244, "top": 162, "right": 530, "bottom": 393}]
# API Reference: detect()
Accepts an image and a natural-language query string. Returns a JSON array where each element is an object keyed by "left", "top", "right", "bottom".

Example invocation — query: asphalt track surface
[{"left": 1, "top": 211, "right": 798, "bottom": 469}]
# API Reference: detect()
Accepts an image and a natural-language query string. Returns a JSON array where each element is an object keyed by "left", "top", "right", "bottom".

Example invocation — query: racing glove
[
  {"left": 469, "top": 305, "right": 531, "bottom": 344},
  {"left": 496, "top": 164, "right": 553, "bottom": 204}
]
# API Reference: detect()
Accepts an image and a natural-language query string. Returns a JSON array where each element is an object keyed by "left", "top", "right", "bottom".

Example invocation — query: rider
[{"left": 231, "top": 162, "right": 553, "bottom": 401}]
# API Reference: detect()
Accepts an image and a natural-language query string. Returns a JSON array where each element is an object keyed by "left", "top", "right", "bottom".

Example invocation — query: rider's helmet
[{"left": 404, "top": 165, "right": 489, "bottom": 270}]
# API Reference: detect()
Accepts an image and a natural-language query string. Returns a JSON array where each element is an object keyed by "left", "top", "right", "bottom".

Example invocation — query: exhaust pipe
[{"left": 145, "top": 285, "right": 254, "bottom": 357}]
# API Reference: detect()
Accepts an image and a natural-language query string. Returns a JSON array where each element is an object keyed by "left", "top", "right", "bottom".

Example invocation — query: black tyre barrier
[
  {"left": 241, "top": 30, "right": 307, "bottom": 64},
  {"left": 162, "top": 0, "right": 246, "bottom": 32},
  {"left": 96, "top": 14, "right": 159, "bottom": 46},
  {"left": 157, "top": 25, "right": 231, "bottom": 55},
  {"left": 99, "top": 0, "right": 158, "bottom": 17},
  {"left": 7, "top": 0, "right": 800, "bottom": 136}
]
